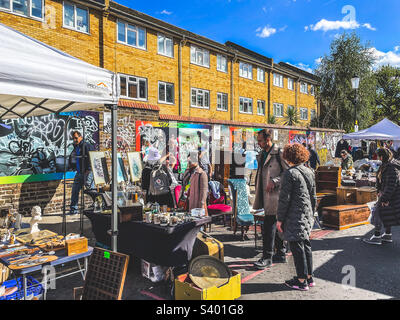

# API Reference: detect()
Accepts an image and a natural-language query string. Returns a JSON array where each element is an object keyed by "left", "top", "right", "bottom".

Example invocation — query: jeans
[
  {"left": 70, "top": 171, "right": 95, "bottom": 213},
  {"left": 262, "top": 215, "right": 286, "bottom": 260},
  {"left": 289, "top": 239, "right": 313, "bottom": 279}
]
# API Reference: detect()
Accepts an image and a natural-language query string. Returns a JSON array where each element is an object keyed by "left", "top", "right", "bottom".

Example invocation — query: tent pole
[{"left": 109, "top": 104, "right": 118, "bottom": 252}]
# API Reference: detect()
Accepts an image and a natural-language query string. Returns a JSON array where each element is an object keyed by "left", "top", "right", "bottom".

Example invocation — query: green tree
[
  {"left": 315, "top": 32, "right": 377, "bottom": 132},
  {"left": 268, "top": 115, "right": 276, "bottom": 124},
  {"left": 283, "top": 106, "right": 300, "bottom": 126},
  {"left": 374, "top": 65, "right": 400, "bottom": 123}
]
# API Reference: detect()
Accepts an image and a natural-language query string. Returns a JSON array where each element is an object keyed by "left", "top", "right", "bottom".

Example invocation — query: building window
[
  {"left": 273, "top": 103, "right": 284, "bottom": 117},
  {"left": 257, "top": 100, "right": 265, "bottom": 115},
  {"left": 117, "top": 20, "right": 146, "bottom": 49},
  {"left": 310, "top": 85, "right": 315, "bottom": 96},
  {"left": 239, "top": 62, "right": 253, "bottom": 80},
  {"left": 217, "top": 55, "right": 227, "bottom": 73},
  {"left": 119, "top": 74, "right": 147, "bottom": 100},
  {"left": 1, "top": 0, "right": 43, "bottom": 19},
  {"left": 257, "top": 68, "right": 265, "bottom": 83},
  {"left": 217, "top": 93, "right": 228, "bottom": 111},
  {"left": 190, "top": 45, "right": 210, "bottom": 68},
  {"left": 239, "top": 97, "right": 253, "bottom": 114},
  {"left": 63, "top": 1, "right": 89, "bottom": 33},
  {"left": 300, "top": 82, "right": 308, "bottom": 94},
  {"left": 288, "top": 78, "right": 294, "bottom": 91},
  {"left": 191, "top": 88, "right": 210, "bottom": 108},
  {"left": 300, "top": 107, "right": 308, "bottom": 120},
  {"left": 157, "top": 34, "right": 173, "bottom": 57},
  {"left": 158, "top": 81, "right": 174, "bottom": 104},
  {"left": 311, "top": 109, "right": 316, "bottom": 120},
  {"left": 273, "top": 73, "right": 284, "bottom": 88}
]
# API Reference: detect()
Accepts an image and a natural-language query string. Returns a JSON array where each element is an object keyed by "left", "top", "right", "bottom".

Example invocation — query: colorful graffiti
[
  {"left": 0, "top": 111, "right": 99, "bottom": 184},
  {"left": 288, "top": 130, "right": 316, "bottom": 146},
  {"left": 105, "top": 115, "right": 135, "bottom": 153}
]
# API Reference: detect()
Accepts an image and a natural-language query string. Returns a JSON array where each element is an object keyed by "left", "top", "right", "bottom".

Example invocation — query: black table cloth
[{"left": 84, "top": 210, "right": 211, "bottom": 267}]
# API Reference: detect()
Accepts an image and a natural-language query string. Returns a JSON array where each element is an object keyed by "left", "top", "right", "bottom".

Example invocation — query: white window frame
[
  {"left": 119, "top": 74, "right": 147, "bottom": 101},
  {"left": 273, "top": 103, "right": 284, "bottom": 118},
  {"left": 191, "top": 88, "right": 210, "bottom": 109},
  {"left": 257, "top": 100, "right": 265, "bottom": 115},
  {"left": 62, "top": 1, "right": 90, "bottom": 34},
  {"left": 300, "top": 107, "right": 308, "bottom": 120},
  {"left": 0, "top": 0, "right": 44, "bottom": 21},
  {"left": 239, "top": 97, "right": 253, "bottom": 114},
  {"left": 310, "top": 85, "right": 315, "bottom": 96},
  {"left": 273, "top": 73, "right": 284, "bottom": 88},
  {"left": 157, "top": 33, "right": 174, "bottom": 58},
  {"left": 257, "top": 68, "right": 265, "bottom": 83},
  {"left": 158, "top": 81, "right": 174, "bottom": 105},
  {"left": 117, "top": 19, "right": 147, "bottom": 50},
  {"left": 190, "top": 45, "right": 210, "bottom": 68},
  {"left": 300, "top": 82, "right": 308, "bottom": 94},
  {"left": 217, "top": 92, "right": 228, "bottom": 111},
  {"left": 217, "top": 54, "right": 228, "bottom": 73},
  {"left": 310, "top": 109, "right": 316, "bottom": 120},
  {"left": 239, "top": 62, "right": 253, "bottom": 80},
  {"left": 288, "top": 78, "right": 294, "bottom": 91}
]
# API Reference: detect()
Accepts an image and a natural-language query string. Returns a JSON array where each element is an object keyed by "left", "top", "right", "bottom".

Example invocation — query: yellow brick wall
[
  {"left": 234, "top": 64, "right": 268, "bottom": 124},
  {"left": 298, "top": 82, "right": 317, "bottom": 125},
  {"left": 0, "top": 0, "right": 101, "bottom": 66},
  {"left": 103, "top": 15, "right": 180, "bottom": 115},
  {"left": 270, "top": 75, "right": 297, "bottom": 125},
  {"left": 181, "top": 44, "right": 231, "bottom": 121}
]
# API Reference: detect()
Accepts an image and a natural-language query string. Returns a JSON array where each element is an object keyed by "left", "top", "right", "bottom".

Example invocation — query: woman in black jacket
[
  {"left": 277, "top": 143, "right": 316, "bottom": 291},
  {"left": 363, "top": 148, "right": 400, "bottom": 245}
]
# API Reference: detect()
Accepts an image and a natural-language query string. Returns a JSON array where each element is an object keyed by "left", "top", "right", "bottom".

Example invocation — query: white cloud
[
  {"left": 394, "top": 46, "right": 400, "bottom": 52},
  {"left": 305, "top": 18, "right": 376, "bottom": 32},
  {"left": 315, "top": 57, "right": 322, "bottom": 65},
  {"left": 370, "top": 47, "right": 400, "bottom": 69},
  {"left": 256, "top": 26, "right": 277, "bottom": 38},
  {"left": 279, "top": 25, "right": 288, "bottom": 32},
  {"left": 286, "top": 61, "right": 314, "bottom": 74},
  {"left": 160, "top": 10, "right": 172, "bottom": 15}
]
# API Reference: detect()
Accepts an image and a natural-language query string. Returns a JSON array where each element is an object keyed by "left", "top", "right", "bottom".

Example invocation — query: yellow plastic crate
[{"left": 175, "top": 271, "right": 241, "bottom": 300}]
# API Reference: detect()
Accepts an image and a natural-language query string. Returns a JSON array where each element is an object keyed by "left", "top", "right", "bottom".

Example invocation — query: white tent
[
  {"left": 0, "top": 23, "right": 120, "bottom": 251},
  {"left": 343, "top": 118, "right": 400, "bottom": 141}
]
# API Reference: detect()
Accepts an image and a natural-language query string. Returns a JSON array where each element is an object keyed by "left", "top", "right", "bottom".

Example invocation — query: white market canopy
[
  {"left": 343, "top": 118, "right": 400, "bottom": 141},
  {"left": 0, "top": 22, "right": 118, "bottom": 119}
]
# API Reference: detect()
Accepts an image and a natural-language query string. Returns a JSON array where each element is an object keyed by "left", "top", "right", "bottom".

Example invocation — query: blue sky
[{"left": 117, "top": 0, "right": 400, "bottom": 72}]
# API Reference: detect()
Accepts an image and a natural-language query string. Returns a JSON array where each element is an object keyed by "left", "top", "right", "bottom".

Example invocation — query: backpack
[{"left": 149, "top": 164, "right": 171, "bottom": 196}]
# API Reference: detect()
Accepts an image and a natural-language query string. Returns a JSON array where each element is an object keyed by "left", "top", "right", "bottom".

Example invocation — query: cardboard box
[
  {"left": 175, "top": 271, "right": 241, "bottom": 300},
  {"left": 66, "top": 237, "right": 88, "bottom": 256}
]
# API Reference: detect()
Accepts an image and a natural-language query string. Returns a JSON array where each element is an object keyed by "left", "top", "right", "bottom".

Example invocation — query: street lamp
[{"left": 351, "top": 76, "right": 360, "bottom": 132}]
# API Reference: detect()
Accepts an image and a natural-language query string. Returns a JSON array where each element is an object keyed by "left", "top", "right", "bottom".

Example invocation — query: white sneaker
[
  {"left": 381, "top": 233, "right": 393, "bottom": 243},
  {"left": 362, "top": 234, "right": 382, "bottom": 245}
]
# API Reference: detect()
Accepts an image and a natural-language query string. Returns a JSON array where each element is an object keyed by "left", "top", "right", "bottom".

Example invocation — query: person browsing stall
[
  {"left": 253, "top": 129, "right": 289, "bottom": 269},
  {"left": 68, "top": 130, "right": 95, "bottom": 215},
  {"left": 276, "top": 143, "right": 317, "bottom": 291},
  {"left": 340, "top": 150, "right": 353, "bottom": 171}
]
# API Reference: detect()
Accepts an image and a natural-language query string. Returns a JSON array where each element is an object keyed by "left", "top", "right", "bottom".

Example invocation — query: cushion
[{"left": 208, "top": 204, "right": 232, "bottom": 213}]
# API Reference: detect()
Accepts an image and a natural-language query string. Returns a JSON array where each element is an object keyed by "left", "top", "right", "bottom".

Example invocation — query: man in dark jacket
[
  {"left": 68, "top": 131, "right": 95, "bottom": 215},
  {"left": 303, "top": 143, "right": 320, "bottom": 170}
]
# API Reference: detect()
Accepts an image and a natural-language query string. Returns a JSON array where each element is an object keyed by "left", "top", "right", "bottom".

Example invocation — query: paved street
[{"left": 24, "top": 215, "right": 400, "bottom": 300}]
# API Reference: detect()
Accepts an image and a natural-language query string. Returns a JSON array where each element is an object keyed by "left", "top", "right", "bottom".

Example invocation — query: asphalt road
[{"left": 21, "top": 215, "right": 400, "bottom": 300}]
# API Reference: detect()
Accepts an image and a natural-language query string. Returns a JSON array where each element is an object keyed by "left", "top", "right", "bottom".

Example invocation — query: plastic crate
[{"left": 0, "top": 276, "right": 43, "bottom": 300}]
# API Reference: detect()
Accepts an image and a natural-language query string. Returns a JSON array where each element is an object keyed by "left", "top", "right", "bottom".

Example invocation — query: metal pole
[
  {"left": 110, "top": 104, "right": 118, "bottom": 252},
  {"left": 80, "top": 117, "right": 85, "bottom": 235},
  {"left": 62, "top": 116, "right": 72, "bottom": 237}
]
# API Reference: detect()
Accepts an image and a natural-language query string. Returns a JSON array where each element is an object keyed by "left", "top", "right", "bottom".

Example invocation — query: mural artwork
[{"left": 0, "top": 111, "right": 100, "bottom": 184}]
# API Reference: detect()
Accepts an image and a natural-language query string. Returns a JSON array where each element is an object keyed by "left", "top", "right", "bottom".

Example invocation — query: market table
[
  {"left": 0, "top": 246, "right": 93, "bottom": 300},
  {"left": 84, "top": 210, "right": 211, "bottom": 267}
]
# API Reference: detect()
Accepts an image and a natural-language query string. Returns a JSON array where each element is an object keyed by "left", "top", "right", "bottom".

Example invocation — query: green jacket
[{"left": 341, "top": 155, "right": 354, "bottom": 170}]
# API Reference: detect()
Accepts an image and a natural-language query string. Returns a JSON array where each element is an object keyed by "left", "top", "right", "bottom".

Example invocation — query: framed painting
[{"left": 127, "top": 152, "right": 143, "bottom": 182}]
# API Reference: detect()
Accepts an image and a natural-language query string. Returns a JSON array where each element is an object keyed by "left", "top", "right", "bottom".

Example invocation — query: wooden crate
[
  {"left": 316, "top": 166, "right": 342, "bottom": 193},
  {"left": 337, "top": 186, "right": 358, "bottom": 205},
  {"left": 356, "top": 187, "right": 377, "bottom": 205},
  {"left": 66, "top": 237, "right": 88, "bottom": 256},
  {"left": 322, "top": 204, "right": 370, "bottom": 230}
]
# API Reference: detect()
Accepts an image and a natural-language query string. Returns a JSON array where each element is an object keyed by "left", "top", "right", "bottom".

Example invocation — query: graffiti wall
[
  {"left": 0, "top": 111, "right": 100, "bottom": 184},
  {"left": 288, "top": 130, "right": 316, "bottom": 146},
  {"left": 135, "top": 121, "right": 211, "bottom": 173},
  {"left": 104, "top": 114, "right": 135, "bottom": 153}
]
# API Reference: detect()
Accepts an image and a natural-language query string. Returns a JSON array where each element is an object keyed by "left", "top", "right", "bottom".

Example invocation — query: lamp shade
[{"left": 351, "top": 76, "right": 360, "bottom": 89}]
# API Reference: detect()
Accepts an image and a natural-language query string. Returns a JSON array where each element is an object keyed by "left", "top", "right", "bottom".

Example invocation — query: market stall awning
[
  {"left": 343, "top": 118, "right": 400, "bottom": 141},
  {"left": 0, "top": 22, "right": 118, "bottom": 119}
]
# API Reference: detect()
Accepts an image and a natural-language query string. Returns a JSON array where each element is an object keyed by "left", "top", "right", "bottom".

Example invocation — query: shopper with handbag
[
  {"left": 276, "top": 143, "right": 317, "bottom": 291},
  {"left": 363, "top": 148, "right": 400, "bottom": 245}
]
